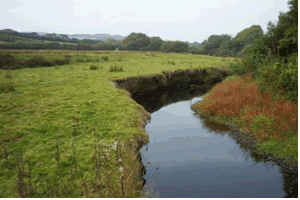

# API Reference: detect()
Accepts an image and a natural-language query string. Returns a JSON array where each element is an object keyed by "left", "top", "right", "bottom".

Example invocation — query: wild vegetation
[
  {"left": 0, "top": 23, "right": 265, "bottom": 56},
  {"left": 0, "top": 0, "right": 297, "bottom": 197},
  {"left": 193, "top": 0, "right": 297, "bottom": 165},
  {"left": 0, "top": 50, "right": 236, "bottom": 197}
]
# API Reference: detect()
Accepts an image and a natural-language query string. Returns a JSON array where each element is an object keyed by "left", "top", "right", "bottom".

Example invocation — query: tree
[
  {"left": 201, "top": 34, "right": 232, "bottom": 55},
  {"left": 120, "top": 33, "right": 150, "bottom": 50},
  {"left": 141, "top": 37, "right": 163, "bottom": 51}
]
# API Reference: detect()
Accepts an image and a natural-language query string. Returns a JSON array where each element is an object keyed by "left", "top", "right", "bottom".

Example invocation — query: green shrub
[
  {"left": 225, "top": 61, "right": 249, "bottom": 76},
  {"left": 258, "top": 53, "right": 298, "bottom": 103},
  {"left": 24, "top": 56, "right": 56, "bottom": 68},
  {"left": 0, "top": 54, "right": 17, "bottom": 69},
  {"left": 109, "top": 65, "right": 123, "bottom": 72}
]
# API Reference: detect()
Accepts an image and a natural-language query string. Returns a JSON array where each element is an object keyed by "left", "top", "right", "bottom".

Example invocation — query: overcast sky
[{"left": 1, "top": 0, "right": 290, "bottom": 43}]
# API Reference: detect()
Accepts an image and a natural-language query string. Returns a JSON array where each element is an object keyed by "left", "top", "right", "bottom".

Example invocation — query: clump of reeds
[
  {"left": 64, "top": 55, "right": 72, "bottom": 61},
  {"left": 90, "top": 65, "right": 103, "bottom": 70},
  {"left": 0, "top": 70, "right": 15, "bottom": 93},
  {"left": 167, "top": 60, "right": 176, "bottom": 65},
  {"left": 102, "top": 56, "right": 109, "bottom": 61},
  {"left": 75, "top": 58, "right": 85, "bottom": 62},
  {"left": 109, "top": 65, "right": 123, "bottom": 72}
]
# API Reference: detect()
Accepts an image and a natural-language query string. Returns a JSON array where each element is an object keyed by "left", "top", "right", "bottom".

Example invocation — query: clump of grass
[
  {"left": 109, "top": 65, "right": 123, "bottom": 72},
  {"left": 65, "top": 55, "right": 72, "bottom": 61},
  {"left": 0, "top": 70, "right": 15, "bottom": 93},
  {"left": 76, "top": 58, "right": 85, "bottom": 62},
  {"left": 53, "top": 59, "right": 70, "bottom": 65},
  {"left": 102, "top": 56, "right": 109, "bottom": 61},
  {"left": 166, "top": 60, "right": 176, "bottom": 65},
  {"left": 86, "top": 58, "right": 93, "bottom": 62},
  {"left": 90, "top": 65, "right": 102, "bottom": 70}
]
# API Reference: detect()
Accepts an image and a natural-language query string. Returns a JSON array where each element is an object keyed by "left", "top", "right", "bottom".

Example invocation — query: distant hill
[
  {"left": 61, "top": 33, "right": 124, "bottom": 41},
  {"left": 33, "top": 32, "right": 124, "bottom": 41}
]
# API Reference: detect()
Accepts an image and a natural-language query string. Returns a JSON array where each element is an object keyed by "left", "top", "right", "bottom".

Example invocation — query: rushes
[
  {"left": 109, "top": 65, "right": 123, "bottom": 72},
  {"left": 90, "top": 65, "right": 103, "bottom": 70},
  {"left": 102, "top": 56, "right": 109, "bottom": 61},
  {"left": 0, "top": 70, "right": 15, "bottom": 93}
]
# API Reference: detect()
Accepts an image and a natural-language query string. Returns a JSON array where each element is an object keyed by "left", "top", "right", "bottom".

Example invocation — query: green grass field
[{"left": 0, "top": 51, "right": 238, "bottom": 197}]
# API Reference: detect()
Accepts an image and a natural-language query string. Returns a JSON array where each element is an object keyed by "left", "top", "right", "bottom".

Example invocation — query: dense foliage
[{"left": 227, "top": 0, "right": 298, "bottom": 103}]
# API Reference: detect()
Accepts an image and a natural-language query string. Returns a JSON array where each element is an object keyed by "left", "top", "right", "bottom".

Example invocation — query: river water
[{"left": 131, "top": 83, "right": 298, "bottom": 198}]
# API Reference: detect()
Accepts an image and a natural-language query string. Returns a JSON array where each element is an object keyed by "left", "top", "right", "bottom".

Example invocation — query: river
[{"left": 131, "top": 83, "right": 298, "bottom": 198}]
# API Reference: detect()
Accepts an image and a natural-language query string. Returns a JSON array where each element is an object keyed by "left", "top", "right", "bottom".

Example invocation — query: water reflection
[{"left": 131, "top": 82, "right": 298, "bottom": 198}]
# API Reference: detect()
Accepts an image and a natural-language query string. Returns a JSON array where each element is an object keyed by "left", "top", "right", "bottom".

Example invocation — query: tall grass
[
  {"left": 193, "top": 74, "right": 298, "bottom": 163},
  {"left": 5, "top": 132, "right": 148, "bottom": 197}
]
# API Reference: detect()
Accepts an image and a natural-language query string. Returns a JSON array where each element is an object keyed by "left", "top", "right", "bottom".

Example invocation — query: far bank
[{"left": 191, "top": 73, "right": 298, "bottom": 168}]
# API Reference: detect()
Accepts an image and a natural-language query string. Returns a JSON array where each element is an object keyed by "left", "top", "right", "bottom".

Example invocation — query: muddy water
[{"left": 131, "top": 84, "right": 298, "bottom": 198}]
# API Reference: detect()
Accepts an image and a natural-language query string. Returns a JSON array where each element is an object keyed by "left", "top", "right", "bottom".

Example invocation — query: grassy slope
[{"left": 0, "top": 51, "right": 236, "bottom": 197}]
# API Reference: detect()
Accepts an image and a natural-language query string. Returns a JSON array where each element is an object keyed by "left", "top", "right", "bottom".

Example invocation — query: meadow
[{"left": 0, "top": 50, "right": 237, "bottom": 197}]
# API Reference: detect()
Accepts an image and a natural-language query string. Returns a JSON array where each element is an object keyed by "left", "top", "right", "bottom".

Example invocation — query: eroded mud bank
[
  {"left": 111, "top": 67, "right": 230, "bottom": 94},
  {"left": 111, "top": 67, "right": 230, "bottom": 193}
]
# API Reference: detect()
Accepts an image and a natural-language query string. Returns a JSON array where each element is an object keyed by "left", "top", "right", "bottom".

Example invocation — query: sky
[{"left": 0, "top": 0, "right": 290, "bottom": 43}]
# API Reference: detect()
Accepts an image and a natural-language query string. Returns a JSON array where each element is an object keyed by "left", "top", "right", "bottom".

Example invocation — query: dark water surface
[{"left": 131, "top": 83, "right": 298, "bottom": 198}]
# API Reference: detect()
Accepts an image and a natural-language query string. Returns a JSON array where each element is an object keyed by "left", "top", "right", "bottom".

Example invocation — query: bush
[
  {"left": 53, "top": 59, "right": 70, "bottom": 65},
  {"left": 226, "top": 61, "right": 249, "bottom": 76},
  {"left": 258, "top": 53, "right": 298, "bottom": 103},
  {"left": 0, "top": 54, "right": 17, "bottom": 69},
  {"left": 23, "top": 56, "right": 56, "bottom": 68}
]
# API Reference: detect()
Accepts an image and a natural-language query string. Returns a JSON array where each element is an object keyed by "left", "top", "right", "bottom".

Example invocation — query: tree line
[{"left": 0, "top": 0, "right": 297, "bottom": 59}]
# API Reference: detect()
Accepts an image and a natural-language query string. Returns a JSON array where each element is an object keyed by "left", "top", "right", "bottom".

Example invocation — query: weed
[
  {"left": 102, "top": 56, "right": 109, "bottom": 61},
  {"left": 90, "top": 65, "right": 102, "bottom": 70},
  {"left": 0, "top": 70, "right": 15, "bottom": 93},
  {"left": 64, "top": 55, "right": 72, "bottom": 61},
  {"left": 76, "top": 58, "right": 85, "bottom": 62},
  {"left": 109, "top": 65, "right": 123, "bottom": 72}
]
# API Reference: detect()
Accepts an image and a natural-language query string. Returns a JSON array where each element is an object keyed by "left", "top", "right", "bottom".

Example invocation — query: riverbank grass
[
  {"left": 0, "top": 50, "right": 237, "bottom": 197},
  {"left": 192, "top": 74, "right": 298, "bottom": 165}
]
